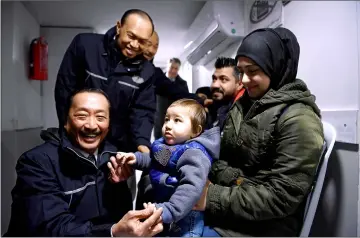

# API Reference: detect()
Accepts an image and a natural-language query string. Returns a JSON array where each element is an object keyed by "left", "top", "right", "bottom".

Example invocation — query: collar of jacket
[
  {"left": 60, "top": 132, "right": 118, "bottom": 169},
  {"left": 233, "top": 87, "right": 246, "bottom": 102},
  {"left": 176, "top": 75, "right": 183, "bottom": 82}
]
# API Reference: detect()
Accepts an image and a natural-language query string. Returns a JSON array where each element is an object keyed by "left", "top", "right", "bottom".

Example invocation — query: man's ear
[
  {"left": 116, "top": 21, "right": 121, "bottom": 35},
  {"left": 236, "top": 80, "right": 243, "bottom": 90},
  {"left": 64, "top": 115, "right": 71, "bottom": 131}
]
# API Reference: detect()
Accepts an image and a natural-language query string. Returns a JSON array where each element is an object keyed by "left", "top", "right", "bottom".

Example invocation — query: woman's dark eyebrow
[{"left": 244, "top": 65, "right": 257, "bottom": 68}]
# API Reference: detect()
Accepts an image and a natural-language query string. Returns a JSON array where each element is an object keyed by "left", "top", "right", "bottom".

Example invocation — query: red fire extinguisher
[{"left": 29, "top": 36, "right": 48, "bottom": 80}]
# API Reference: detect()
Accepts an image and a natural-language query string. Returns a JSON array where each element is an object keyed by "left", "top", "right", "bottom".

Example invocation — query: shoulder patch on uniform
[{"left": 132, "top": 60, "right": 142, "bottom": 65}]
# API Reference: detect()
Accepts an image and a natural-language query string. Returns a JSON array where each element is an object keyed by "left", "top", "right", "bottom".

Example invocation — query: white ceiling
[{"left": 22, "top": 0, "right": 206, "bottom": 66}]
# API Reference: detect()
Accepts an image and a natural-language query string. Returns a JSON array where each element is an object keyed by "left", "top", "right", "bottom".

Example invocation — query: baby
[{"left": 110, "top": 98, "right": 220, "bottom": 237}]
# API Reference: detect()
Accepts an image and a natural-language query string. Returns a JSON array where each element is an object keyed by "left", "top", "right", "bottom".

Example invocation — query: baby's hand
[
  {"left": 107, "top": 152, "right": 136, "bottom": 183},
  {"left": 116, "top": 152, "right": 136, "bottom": 165},
  {"left": 143, "top": 202, "right": 154, "bottom": 209}
]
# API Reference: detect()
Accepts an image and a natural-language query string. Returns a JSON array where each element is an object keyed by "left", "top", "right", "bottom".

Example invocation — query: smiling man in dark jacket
[
  {"left": 55, "top": 9, "right": 156, "bottom": 153},
  {"left": 5, "top": 89, "right": 163, "bottom": 237}
]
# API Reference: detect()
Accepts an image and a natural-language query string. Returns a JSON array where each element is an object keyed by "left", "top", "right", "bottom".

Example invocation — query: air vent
[
  {"left": 186, "top": 30, "right": 228, "bottom": 65},
  {"left": 202, "top": 39, "right": 239, "bottom": 66}
]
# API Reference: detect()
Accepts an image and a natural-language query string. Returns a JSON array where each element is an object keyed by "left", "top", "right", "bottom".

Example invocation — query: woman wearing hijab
[{"left": 194, "top": 27, "right": 324, "bottom": 237}]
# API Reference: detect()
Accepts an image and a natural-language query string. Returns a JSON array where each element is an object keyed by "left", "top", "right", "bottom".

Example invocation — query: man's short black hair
[
  {"left": 170, "top": 57, "right": 181, "bottom": 66},
  {"left": 214, "top": 57, "right": 240, "bottom": 81},
  {"left": 121, "top": 9, "right": 154, "bottom": 34},
  {"left": 64, "top": 88, "right": 111, "bottom": 124}
]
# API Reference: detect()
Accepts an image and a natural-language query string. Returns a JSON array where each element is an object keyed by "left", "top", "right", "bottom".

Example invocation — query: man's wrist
[
  {"left": 111, "top": 222, "right": 128, "bottom": 237},
  {"left": 137, "top": 145, "right": 150, "bottom": 153},
  {"left": 110, "top": 224, "right": 115, "bottom": 237},
  {"left": 136, "top": 138, "right": 151, "bottom": 149}
]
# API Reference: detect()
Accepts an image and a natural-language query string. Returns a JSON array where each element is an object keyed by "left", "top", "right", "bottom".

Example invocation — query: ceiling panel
[{"left": 22, "top": 0, "right": 206, "bottom": 65}]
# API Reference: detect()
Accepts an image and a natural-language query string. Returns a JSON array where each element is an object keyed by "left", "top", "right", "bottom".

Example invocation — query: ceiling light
[{"left": 184, "top": 41, "right": 193, "bottom": 49}]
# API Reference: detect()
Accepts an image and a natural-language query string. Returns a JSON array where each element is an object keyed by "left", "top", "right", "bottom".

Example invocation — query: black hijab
[{"left": 235, "top": 27, "right": 300, "bottom": 90}]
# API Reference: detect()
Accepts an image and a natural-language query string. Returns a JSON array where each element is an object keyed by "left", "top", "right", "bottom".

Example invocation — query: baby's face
[{"left": 162, "top": 106, "right": 194, "bottom": 145}]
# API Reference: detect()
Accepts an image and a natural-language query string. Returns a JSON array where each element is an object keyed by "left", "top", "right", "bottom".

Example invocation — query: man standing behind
[
  {"left": 55, "top": 9, "right": 156, "bottom": 153},
  {"left": 5, "top": 89, "right": 163, "bottom": 237},
  {"left": 143, "top": 32, "right": 206, "bottom": 104},
  {"left": 154, "top": 57, "right": 189, "bottom": 139},
  {"left": 209, "top": 57, "right": 245, "bottom": 129}
]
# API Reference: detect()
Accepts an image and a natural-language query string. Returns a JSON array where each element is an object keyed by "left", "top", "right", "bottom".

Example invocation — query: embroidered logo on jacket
[{"left": 132, "top": 75, "right": 144, "bottom": 84}]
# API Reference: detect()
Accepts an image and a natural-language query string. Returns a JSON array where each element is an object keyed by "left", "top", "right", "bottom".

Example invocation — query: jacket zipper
[
  {"left": 96, "top": 150, "right": 117, "bottom": 217},
  {"left": 66, "top": 147, "right": 98, "bottom": 170},
  {"left": 66, "top": 147, "right": 102, "bottom": 216},
  {"left": 229, "top": 101, "right": 259, "bottom": 143},
  {"left": 223, "top": 102, "right": 238, "bottom": 129},
  {"left": 243, "top": 101, "right": 260, "bottom": 121}
]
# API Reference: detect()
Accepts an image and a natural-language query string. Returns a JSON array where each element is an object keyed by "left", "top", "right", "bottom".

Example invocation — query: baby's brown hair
[{"left": 168, "top": 98, "right": 207, "bottom": 135}]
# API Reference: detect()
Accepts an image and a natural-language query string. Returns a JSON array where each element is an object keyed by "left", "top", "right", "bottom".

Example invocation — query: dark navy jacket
[
  {"left": 153, "top": 67, "right": 200, "bottom": 102},
  {"left": 5, "top": 128, "right": 132, "bottom": 237},
  {"left": 55, "top": 26, "right": 156, "bottom": 151},
  {"left": 207, "top": 100, "right": 233, "bottom": 130},
  {"left": 153, "top": 69, "right": 196, "bottom": 139}
]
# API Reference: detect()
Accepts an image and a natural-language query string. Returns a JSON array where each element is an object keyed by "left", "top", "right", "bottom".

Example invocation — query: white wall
[
  {"left": 40, "top": 27, "right": 93, "bottom": 129},
  {"left": 283, "top": 1, "right": 359, "bottom": 236},
  {"left": 1, "top": 2, "right": 16, "bottom": 130},
  {"left": 284, "top": 1, "right": 359, "bottom": 111},
  {"left": 1, "top": 1, "right": 44, "bottom": 233},
  {"left": 179, "top": 60, "right": 193, "bottom": 93},
  {"left": 358, "top": 2, "right": 360, "bottom": 236},
  {"left": 192, "top": 65, "right": 211, "bottom": 93},
  {"left": 1, "top": 1, "right": 42, "bottom": 131}
]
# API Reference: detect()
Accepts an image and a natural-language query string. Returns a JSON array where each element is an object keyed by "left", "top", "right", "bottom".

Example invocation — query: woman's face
[{"left": 237, "top": 57, "right": 271, "bottom": 99}]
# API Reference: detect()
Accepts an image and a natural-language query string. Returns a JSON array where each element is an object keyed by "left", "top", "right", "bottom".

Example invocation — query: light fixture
[{"left": 184, "top": 41, "right": 193, "bottom": 49}]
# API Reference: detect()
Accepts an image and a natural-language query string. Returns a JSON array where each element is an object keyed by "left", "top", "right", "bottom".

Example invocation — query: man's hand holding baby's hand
[
  {"left": 107, "top": 152, "right": 136, "bottom": 183},
  {"left": 143, "top": 202, "right": 163, "bottom": 225},
  {"left": 143, "top": 202, "right": 154, "bottom": 209},
  {"left": 116, "top": 152, "right": 137, "bottom": 166}
]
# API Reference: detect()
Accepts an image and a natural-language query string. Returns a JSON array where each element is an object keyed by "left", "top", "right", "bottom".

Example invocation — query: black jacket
[
  {"left": 153, "top": 67, "right": 201, "bottom": 102},
  {"left": 153, "top": 70, "right": 190, "bottom": 139},
  {"left": 5, "top": 128, "right": 132, "bottom": 236},
  {"left": 55, "top": 26, "right": 156, "bottom": 151},
  {"left": 207, "top": 100, "right": 233, "bottom": 130}
]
